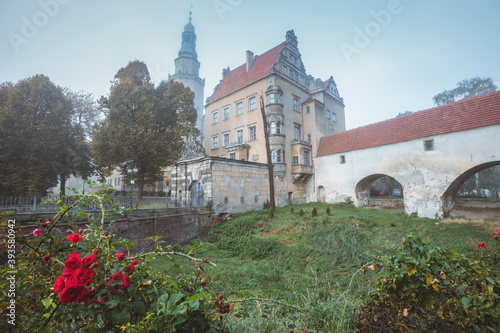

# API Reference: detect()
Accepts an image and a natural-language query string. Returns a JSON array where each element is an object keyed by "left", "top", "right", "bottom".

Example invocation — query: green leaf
[
  {"left": 461, "top": 297, "right": 471, "bottom": 308},
  {"left": 42, "top": 296, "right": 53, "bottom": 309},
  {"left": 111, "top": 308, "right": 131, "bottom": 323}
]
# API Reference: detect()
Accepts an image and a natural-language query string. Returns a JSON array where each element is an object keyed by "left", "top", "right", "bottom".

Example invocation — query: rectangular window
[
  {"left": 307, "top": 134, "right": 312, "bottom": 143},
  {"left": 223, "top": 107, "right": 229, "bottom": 120},
  {"left": 326, "top": 109, "right": 331, "bottom": 119},
  {"left": 223, "top": 132, "right": 230, "bottom": 147},
  {"left": 294, "top": 124, "right": 301, "bottom": 141},
  {"left": 248, "top": 97, "right": 256, "bottom": 111},
  {"left": 305, "top": 105, "right": 310, "bottom": 114},
  {"left": 229, "top": 152, "right": 236, "bottom": 159},
  {"left": 292, "top": 156, "right": 299, "bottom": 165},
  {"left": 304, "top": 150, "right": 310, "bottom": 166},
  {"left": 236, "top": 102, "right": 243, "bottom": 116},
  {"left": 332, "top": 112, "right": 336, "bottom": 122},
  {"left": 249, "top": 126, "right": 256, "bottom": 141},
  {"left": 212, "top": 135, "right": 219, "bottom": 149},
  {"left": 424, "top": 139, "right": 434, "bottom": 151},
  {"left": 212, "top": 111, "right": 218, "bottom": 124},
  {"left": 236, "top": 129, "right": 243, "bottom": 143},
  {"left": 340, "top": 155, "right": 346, "bottom": 164},
  {"left": 293, "top": 98, "right": 299, "bottom": 112}
]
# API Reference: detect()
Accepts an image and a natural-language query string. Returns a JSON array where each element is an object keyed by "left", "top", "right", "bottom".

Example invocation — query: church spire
[{"left": 178, "top": 10, "right": 198, "bottom": 61}]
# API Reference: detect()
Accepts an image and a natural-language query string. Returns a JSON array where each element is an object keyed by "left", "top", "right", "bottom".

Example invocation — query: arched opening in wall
[
  {"left": 442, "top": 162, "right": 500, "bottom": 218},
  {"left": 316, "top": 186, "right": 326, "bottom": 202},
  {"left": 189, "top": 180, "right": 204, "bottom": 207},
  {"left": 355, "top": 174, "right": 404, "bottom": 210}
]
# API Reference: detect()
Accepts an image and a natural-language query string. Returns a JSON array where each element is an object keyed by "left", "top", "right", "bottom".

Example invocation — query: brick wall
[{"left": 11, "top": 212, "right": 211, "bottom": 253}]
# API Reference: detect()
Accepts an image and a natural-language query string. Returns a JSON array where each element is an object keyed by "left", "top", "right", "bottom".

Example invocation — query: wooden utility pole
[{"left": 260, "top": 96, "right": 276, "bottom": 210}]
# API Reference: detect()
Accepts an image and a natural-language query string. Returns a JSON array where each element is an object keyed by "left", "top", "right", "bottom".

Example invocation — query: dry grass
[{"left": 442, "top": 217, "right": 500, "bottom": 233}]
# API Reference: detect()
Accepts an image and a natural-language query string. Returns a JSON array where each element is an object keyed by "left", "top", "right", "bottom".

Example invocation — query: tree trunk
[
  {"left": 260, "top": 96, "right": 276, "bottom": 210},
  {"left": 137, "top": 179, "right": 144, "bottom": 200},
  {"left": 60, "top": 173, "right": 66, "bottom": 198}
]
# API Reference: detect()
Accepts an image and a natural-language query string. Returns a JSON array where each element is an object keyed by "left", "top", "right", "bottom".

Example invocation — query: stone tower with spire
[{"left": 169, "top": 11, "right": 205, "bottom": 137}]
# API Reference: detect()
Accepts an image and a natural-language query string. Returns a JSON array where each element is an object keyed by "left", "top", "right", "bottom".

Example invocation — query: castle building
[
  {"left": 203, "top": 30, "right": 346, "bottom": 205},
  {"left": 168, "top": 11, "right": 205, "bottom": 136}
]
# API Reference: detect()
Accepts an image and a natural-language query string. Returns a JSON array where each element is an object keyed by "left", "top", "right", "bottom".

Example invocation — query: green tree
[
  {"left": 92, "top": 60, "right": 197, "bottom": 199},
  {"left": 0, "top": 75, "right": 95, "bottom": 196},
  {"left": 433, "top": 76, "right": 497, "bottom": 106}
]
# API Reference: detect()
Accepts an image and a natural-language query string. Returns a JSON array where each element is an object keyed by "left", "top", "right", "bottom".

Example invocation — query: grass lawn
[{"left": 147, "top": 203, "right": 500, "bottom": 332}]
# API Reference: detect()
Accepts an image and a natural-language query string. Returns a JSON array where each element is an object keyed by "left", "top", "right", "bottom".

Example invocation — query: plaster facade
[
  {"left": 204, "top": 30, "right": 345, "bottom": 206},
  {"left": 315, "top": 124, "right": 500, "bottom": 218}
]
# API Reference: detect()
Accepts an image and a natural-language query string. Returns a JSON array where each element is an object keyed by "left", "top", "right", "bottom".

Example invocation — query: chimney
[{"left": 246, "top": 50, "right": 254, "bottom": 72}]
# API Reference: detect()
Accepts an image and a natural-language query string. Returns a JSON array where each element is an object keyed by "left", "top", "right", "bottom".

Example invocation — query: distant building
[{"left": 203, "top": 30, "right": 346, "bottom": 205}]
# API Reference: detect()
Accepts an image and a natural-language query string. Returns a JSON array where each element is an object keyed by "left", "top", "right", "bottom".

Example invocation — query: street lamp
[{"left": 127, "top": 159, "right": 138, "bottom": 209}]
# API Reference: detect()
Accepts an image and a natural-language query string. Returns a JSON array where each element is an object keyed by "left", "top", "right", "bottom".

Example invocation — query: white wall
[{"left": 315, "top": 124, "right": 500, "bottom": 218}]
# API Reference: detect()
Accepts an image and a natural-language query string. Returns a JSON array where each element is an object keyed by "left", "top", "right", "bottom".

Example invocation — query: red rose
[
  {"left": 94, "top": 248, "right": 99, "bottom": 254},
  {"left": 108, "top": 272, "right": 123, "bottom": 294},
  {"left": 69, "top": 268, "right": 95, "bottom": 287},
  {"left": 58, "top": 285, "right": 85, "bottom": 304},
  {"left": 64, "top": 253, "right": 81, "bottom": 269},
  {"left": 54, "top": 277, "right": 65, "bottom": 293},
  {"left": 61, "top": 268, "right": 76, "bottom": 280},
  {"left": 67, "top": 233, "right": 83, "bottom": 243},
  {"left": 93, "top": 262, "right": 100, "bottom": 268},
  {"left": 120, "top": 274, "right": 130, "bottom": 290},
  {"left": 132, "top": 259, "right": 139, "bottom": 265},
  {"left": 478, "top": 242, "right": 486, "bottom": 248},
  {"left": 115, "top": 252, "right": 125, "bottom": 260},
  {"left": 126, "top": 264, "right": 135, "bottom": 272},
  {"left": 494, "top": 235, "right": 498, "bottom": 240},
  {"left": 81, "top": 254, "right": 96, "bottom": 268},
  {"left": 97, "top": 298, "right": 105, "bottom": 305}
]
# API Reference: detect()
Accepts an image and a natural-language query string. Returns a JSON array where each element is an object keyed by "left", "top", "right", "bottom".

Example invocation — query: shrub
[
  {"left": 298, "top": 209, "right": 304, "bottom": 217},
  {"left": 0, "top": 185, "right": 224, "bottom": 332},
  {"left": 291, "top": 207, "right": 295, "bottom": 213},
  {"left": 344, "top": 196, "right": 354, "bottom": 206},
  {"left": 156, "top": 190, "right": 166, "bottom": 197},
  {"left": 326, "top": 206, "right": 331, "bottom": 215},
  {"left": 263, "top": 200, "right": 270, "bottom": 209},
  {"left": 356, "top": 235, "right": 500, "bottom": 332},
  {"left": 312, "top": 207, "right": 318, "bottom": 217}
]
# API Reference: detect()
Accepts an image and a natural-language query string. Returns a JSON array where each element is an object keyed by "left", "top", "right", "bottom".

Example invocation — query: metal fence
[{"left": 0, "top": 195, "right": 194, "bottom": 214}]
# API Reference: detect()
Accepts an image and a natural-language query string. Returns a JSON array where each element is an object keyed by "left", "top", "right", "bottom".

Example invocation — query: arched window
[{"left": 271, "top": 150, "right": 277, "bottom": 163}]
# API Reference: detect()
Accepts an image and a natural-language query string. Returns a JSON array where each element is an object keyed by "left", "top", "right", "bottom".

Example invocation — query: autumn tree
[
  {"left": 0, "top": 75, "right": 96, "bottom": 196},
  {"left": 433, "top": 76, "right": 497, "bottom": 106},
  {"left": 91, "top": 60, "right": 197, "bottom": 199}
]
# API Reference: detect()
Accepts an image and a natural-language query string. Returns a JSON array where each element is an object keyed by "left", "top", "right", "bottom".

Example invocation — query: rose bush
[{"left": 0, "top": 185, "right": 227, "bottom": 332}]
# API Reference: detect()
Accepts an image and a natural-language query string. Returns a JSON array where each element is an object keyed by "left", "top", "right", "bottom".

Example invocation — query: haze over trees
[
  {"left": 0, "top": 75, "right": 97, "bottom": 196},
  {"left": 433, "top": 76, "right": 497, "bottom": 106},
  {"left": 91, "top": 60, "right": 197, "bottom": 199}
]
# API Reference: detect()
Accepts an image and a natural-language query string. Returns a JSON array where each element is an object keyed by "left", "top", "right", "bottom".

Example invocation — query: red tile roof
[
  {"left": 207, "top": 42, "right": 285, "bottom": 103},
  {"left": 317, "top": 90, "right": 500, "bottom": 157}
]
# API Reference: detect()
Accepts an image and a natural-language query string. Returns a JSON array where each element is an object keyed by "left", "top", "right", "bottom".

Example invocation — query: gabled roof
[
  {"left": 317, "top": 90, "right": 500, "bottom": 157},
  {"left": 207, "top": 42, "right": 285, "bottom": 103}
]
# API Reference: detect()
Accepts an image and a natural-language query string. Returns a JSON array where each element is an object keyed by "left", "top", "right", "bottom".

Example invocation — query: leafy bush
[
  {"left": 312, "top": 207, "right": 318, "bottom": 217},
  {"left": 0, "top": 186, "right": 224, "bottom": 332},
  {"left": 356, "top": 235, "right": 500, "bottom": 332},
  {"left": 263, "top": 200, "right": 270, "bottom": 210},
  {"left": 298, "top": 209, "right": 304, "bottom": 217},
  {"left": 326, "top": 206, "right": 331, "bottom": 215}
]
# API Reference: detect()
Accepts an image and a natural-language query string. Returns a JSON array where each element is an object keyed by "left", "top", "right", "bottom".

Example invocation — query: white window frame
[
  {"left": 223, "top": 107, "right": 229, "bottom": 121},
  {"left": 236, "top": 128, "right": 243, "bottom": 143},
  {"left": 248, "top": 97, "right": 256, "bottom": 111},
  {"left": 212, "top": 110, "right": 218, "bottom": 124},
  {"left": 222, "top": 132, "right": 230, "bottom": 147},
  {"left": 249, "top": 126, "right": 256, "bottom": 141},
  {"left": 212, "top": 135, "right": 219, "bottom": 149},
  {"left": 236, "top": 102, "right": 243, "bottom": 116},
  {"left": 293, "top": 98, "right": 300, "bottom": 112}
]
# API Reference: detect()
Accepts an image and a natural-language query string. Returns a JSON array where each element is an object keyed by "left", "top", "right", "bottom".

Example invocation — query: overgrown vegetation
[{"left": 154, "top": 203, "right": 500, "bottom": 332}]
